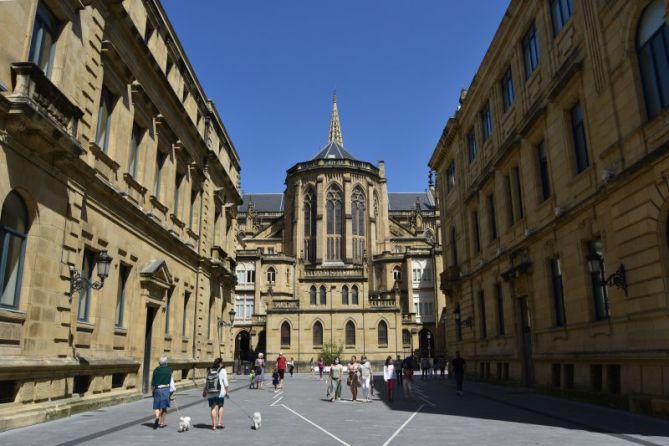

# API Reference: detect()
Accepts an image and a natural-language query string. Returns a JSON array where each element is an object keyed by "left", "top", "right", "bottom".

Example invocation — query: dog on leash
[
  {"left": 252, "top": 412, "right": 262, "bottom": 430},
  {"left": 178, "top": 416, "right": 192, "bottom": 432}
]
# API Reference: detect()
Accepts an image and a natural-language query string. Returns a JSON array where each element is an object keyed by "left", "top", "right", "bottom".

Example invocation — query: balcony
[
  {"left": 368, "top": 290, "right": 397, "bottom": 308},
  {"left": 440, "top": 265, "right": 461, "bottom": 294},
  {"left": 5, "top": 62, "right": 83, "bottom": 158},
  {"left": 402, "top": 313, "right": 417, "bottom": 324}
]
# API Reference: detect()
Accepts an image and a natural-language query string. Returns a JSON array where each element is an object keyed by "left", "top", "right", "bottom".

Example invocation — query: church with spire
[{"left": 233, "top": 94, "right": 444, "bottom": 367}]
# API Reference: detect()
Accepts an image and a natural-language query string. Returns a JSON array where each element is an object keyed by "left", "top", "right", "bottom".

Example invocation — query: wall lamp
[
  {"left": 453, "top": 310, "right": 473, "bottom": 328},
  {"left": 217, "top": 308, "right": 237, "bottom": 328},
  {"left": 68, "top": 250, "right": 112, "bottom": 302},
  {"left": 586, "top": 254, "right": 628, "bottom": 296}
]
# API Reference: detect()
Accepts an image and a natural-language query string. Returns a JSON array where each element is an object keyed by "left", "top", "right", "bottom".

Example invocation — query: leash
[
  {"left": 171, "top": 394, "right": 183, "bottom": 418},
  {"left": 225, "top": 394, "right": 253, "bottom": 419}
]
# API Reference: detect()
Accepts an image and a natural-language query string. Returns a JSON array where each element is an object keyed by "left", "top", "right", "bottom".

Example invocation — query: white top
[{"left": 383, "top": 364, "right": 395, "bottom": 381}]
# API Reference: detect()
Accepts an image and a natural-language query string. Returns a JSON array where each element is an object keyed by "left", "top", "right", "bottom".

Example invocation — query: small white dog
[
  {"left": 252, "top": 411, "right": 262, "bottom": 430},
  {"left": 178, "top": 416, "right": 191, "bottom": 432}
]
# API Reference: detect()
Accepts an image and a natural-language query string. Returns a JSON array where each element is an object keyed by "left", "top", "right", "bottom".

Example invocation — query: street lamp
[
  {"left": 217, "top": 308, "right": 236, "bottom": 357},
  {"left": 586, "top": 253, "right": 628, "bottom": 296},
  {"left": 69, "top": 250, "right": 113, "bottom": 301}
]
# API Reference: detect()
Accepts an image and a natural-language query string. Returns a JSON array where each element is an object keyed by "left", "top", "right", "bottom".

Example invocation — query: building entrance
[{"left": 142, "top": 306, "right": 157, "bottom": 394}]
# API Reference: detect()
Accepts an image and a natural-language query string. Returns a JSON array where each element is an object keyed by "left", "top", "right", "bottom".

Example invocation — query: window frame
[
  {"left": 95, "top": 86, "right": 115, "bottom": 153},
  {"left": 550, "top": 257, "right": 567, "bottom": 327},
  {"left": 115, "top": 264, "right": 131, "bottom": 328},
  {"left": 487, "top": 194, "right": 498, "bottom": 242},
  {"left": 0, "top": 192, "right": 29, "bottom": 310},
  {"left": 319, "top": 285, "right": 327, "bottom": 305},
  {"left": 523, "top": 23, "right": 541, "bottom": 79},
  {"left": 495, "top": 282, "right": 505, "bottom": 336},
  {"left": 345, "top": 321, "right": 356, "bottom": 346},
  {"left": 480, "top": 102, "right": 493, "bottom": 141},
  {"left": 537, "top": 140, "right": 551, "bottom": 201},
  {"left": 570, "top": 102, "right": 590, "bottom": 174},
  {"left": 28, "top": 1, "right": 60, "bottom": 78},
  {"left": 467, "top": 128, "right": 478, "bottom": 163},
  {"left": 280, "top": 321, "right": 291, "bottom": 347},
  {"left": 636, "top": 0, "right": 669, "bottom": 120},
  {"left": 377, "top": 320, "right": 388, "bottom": 346},
  {"left": 266, "top": 267, "right": 276, "bottom": 284},
  {"left": 128, "top": 122, "right": 143, "bottom": 179},
  {"left": 501, "top": 67, "right": 515, "bottom": 112},
  {"left": 550, "top": 0, "right": 573, "bottom": 36},
  {"left": 313, "top": 321, "right": 323, "bottom": 347},
  {"left": 77, "top": 248, "right": 96, "bottom": 322}
]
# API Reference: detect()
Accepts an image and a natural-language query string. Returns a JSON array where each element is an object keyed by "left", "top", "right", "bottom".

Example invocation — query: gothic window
[
  {"left": 0, "top": 192, "right": 30, "bottom": 309},
  {"left": 345, "top": 320, "right": 356, "bottom": 345},
  {"left": 393, "top": 266, "right": 401, "bottom": 282},
  {"left": 303, "top": 187, "right": 317, "bottom": 262},
  {"left": 266, "top": 267, "right": 276, "bottom": 284},
  {"left": 326, "top": 185, "right": 343, "bottom": 261},
  {"left": 319, "top": 285, "right": 327, "bottom": 305},
  {"left": 309, "top": 286, "right": 317, "bottom": 305},
  {"left": 378, "top": 320, "right": 388, "bottom": 345},
  {"left": 313, "top": 321, "right": 323, "bottom": 347},
  {"left": 281, "top": 321, "right": 291, "bottom": 347},
  {"left": 637, "top": 0, "right": 669, "bottom": 120},
  {"left": 351, "top": 186, "right": 366, "bottom": 263},
  {"left": 342, "top": 285, "right": 349, "bottom": 305},
  {"left": 351, "top": 285, "right": 359, "bottom": 305}
]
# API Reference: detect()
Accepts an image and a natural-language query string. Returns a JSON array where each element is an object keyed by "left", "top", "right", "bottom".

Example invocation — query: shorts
[
  {"left": 278, "top": 369, "right": 285, "bottom": 379},
  {"left": 208, "top": 396, "right": 225, "bottom": 407},
  {"left": 152, "top": 387, "right": 171, "bottom": 410}
]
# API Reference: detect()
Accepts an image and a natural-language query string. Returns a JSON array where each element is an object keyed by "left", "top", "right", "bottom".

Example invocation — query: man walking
[
  {"left": 451, "top": 351, "right": 466, "bottom": 396},
  {"left": 393, "top": 355, "right": 403, "bottom": 387},
  {"left": 151, "top": 356, "right": 175, "bottom": 429},
  {"left": 276, "top": 352, "right": 287, "bottom": 390}
]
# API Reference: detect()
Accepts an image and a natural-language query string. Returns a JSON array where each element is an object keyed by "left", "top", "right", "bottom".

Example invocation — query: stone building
[
  {"left": 0, "top": 0, "right": 240, "bottom": 430},
  {"left": 429, "top": 0, "right": 669, "bottom": 415},
  {"left": 235, "top": 95, "right": 443, "bottom": 368}
]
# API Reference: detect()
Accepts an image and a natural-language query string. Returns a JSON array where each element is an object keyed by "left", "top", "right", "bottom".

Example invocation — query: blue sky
[{"left": 162, "top": 0, "right": 510, "bottom": 194}]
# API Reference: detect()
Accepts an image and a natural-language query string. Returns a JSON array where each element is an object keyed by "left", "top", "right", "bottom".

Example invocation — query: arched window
[
  {"left": 319, "top": 285, "right": 327, "bottom": 305},
  {"left": 351, "top": 285, "right": 359, "bottom": 305},
  {"left": 303, "top": 187, "right": 317, "bottom": 262},
  {"left": 309, "top": 286, "right": 317, "bottom": 305},
  {"left": 1, "top": 191, "right": 29, "bottom": 308},
  {"left": 637, "top": 0, "right": 669, "bottom": 119},
  {"left": 345, "top": 320, "right": 356, "bottom": 345},
  {"left": 378, "top": 320, "right": 388, "bottom": 345},
  {"left": 402, "top": 329, "right": 411, "bottom": 347},
  {"left": 342, "top": 285, "right": 349, "bottom": 305},
  {"left": 326, "top": 185, "right": 343, "bottom": 261},
  {"left": 266, "top": 267, "right": 276, "bottom": 283},
  {"left": 351, "top": 186, "right": 366, "bottom": 263},
  {"left": 313, "top": 321, "right": 323, "bottom": 347},
  {"left": 393, "top": 266, "right": 402, "bottom": 282},
  {"left": 281, "top": 321, "right": 291, "bottom": 347}
]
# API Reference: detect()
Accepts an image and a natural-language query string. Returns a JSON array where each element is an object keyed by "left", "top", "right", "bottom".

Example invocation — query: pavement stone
[{"left": 0, "top": 373, "right": 668, "bottom": 446}]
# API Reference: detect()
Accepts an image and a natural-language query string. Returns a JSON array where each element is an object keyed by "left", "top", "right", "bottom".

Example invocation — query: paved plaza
[{"left": 1, "top": 373, "right": 668, "bottom": 446}]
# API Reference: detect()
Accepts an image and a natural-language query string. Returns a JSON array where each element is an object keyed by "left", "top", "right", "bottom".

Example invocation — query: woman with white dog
[
  {"left": 151, "top": 356, "right": 176, "bottom": 429},
  {"left": 202, "top": 357, "right": 229, "bottom": 431}
]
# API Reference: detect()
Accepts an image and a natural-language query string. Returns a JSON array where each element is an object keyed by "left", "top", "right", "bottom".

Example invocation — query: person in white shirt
[
  {"left": 359, "top": 356, "right": 373, "bottom": 401},
  {"left": 202, "top": 357, "right": 230, "bottom": 430},
  {"left": 383, "top": 356, "right": 396, "bottom": 402}
]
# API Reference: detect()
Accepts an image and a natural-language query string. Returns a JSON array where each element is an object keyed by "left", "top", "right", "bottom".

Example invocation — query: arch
[
  {"left": 326, "top": 184, "right": 343, "bottom": 261},
  {"left": 418, "top": 328, "right": 433, "bottom": 358},
  {"left": 1, "top": 191, "right": 31, "bottom": 308},
  {"left": 393, "top": 266, "right": 402, "bottom": 282},
  {"left": 345, "top": 320, "right": 356, "bottom": 345},
  {"left": 266, "top": 266, "right": 276, "bottom": 283},
  {"left": 312, "top": 320, "right": 323, "bottom": 347},
  {"left": 319, "top": 285, "right": 327, "bottom": 305},
  {"left": 351, "top": 285, "right": 359, "bottom": 305},
  {"left": 351, "top": 186, "right": 366, "bottom": 262},
  {"left": 636, "top": 0, "right": 669, "bottom": 119},
  {"left": 377, "top": 320, "right": 388, "bottom": 346},
  {"left": 234, "top": 330, "right": 252, "bottom": 363},
  {"left": 309, "top": 286, "right": 317, "bottom": 305},
  {"left": 280, "top": 320, "right": 291, "bottom": 347},
  {"left": 303, "top": 185, "right": 317, "bottom": 262},
  {"left": 341, "top": 285, "right": 349, "bottom": 305}
]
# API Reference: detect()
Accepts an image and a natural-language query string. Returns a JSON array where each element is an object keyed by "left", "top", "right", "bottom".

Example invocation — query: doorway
[
  {"left": 518, "top": 297, "right": 534, "bottom": 387},
  {"left": 418, "top": 328, "right": 433, "bottom": 358},
  {"left": 142, "top": 306, "right": 157, "bottom": 394}
]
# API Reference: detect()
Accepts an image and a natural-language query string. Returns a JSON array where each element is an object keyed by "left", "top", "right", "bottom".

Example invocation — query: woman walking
[
  {"left": 318, "top": 357, "right": 325, "bottom": 380},
  {"left": 327, "top": 358, "right": 343, "bottom": 401},
  {"left": 383, "top": 356, "right": 396, "bottom": 402},
  {"left": 348, "top": 356, "right": 360, "bottom": 402},
  {"left": 255, "top": 353, "right": 265, "bottom": 390},
  {"left": 151, "top": 356, "right": 175, "bottom": 429},
  {"left": 402, "top": 360, "right": 415, "bottom": 400},
  {"left": 202, "top": 357, "right": 229, "bottom": 430},
  {"left": 359, "top": 356, "right": 373, "bottom": 401}
]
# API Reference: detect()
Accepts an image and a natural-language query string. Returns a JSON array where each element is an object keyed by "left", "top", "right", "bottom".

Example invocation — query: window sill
[
  {"left": 165, "top": 335, "right": 172, "bottom": 341},
  {"left": 76, "top": 322, "right": 95, "bottom": 333},
  {"left": 114, "top": 327, "right": 127, "bottom": 336},
  {"left": 378, "top": 344, "right": 388, "bottom": 349},
  {"left": 0, "top": 307, "right": 27, "bottom": 323},
  {"left": 181, "top": 337, "right": 190, "bottom": 343},
  {"left": 345, "top": 345, "right": 356, "bottom": 349}
]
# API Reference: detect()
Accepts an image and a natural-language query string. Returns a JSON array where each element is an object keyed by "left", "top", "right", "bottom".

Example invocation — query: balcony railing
[{"left": 271, "top": 300, "right": 299, "bottom": 311}]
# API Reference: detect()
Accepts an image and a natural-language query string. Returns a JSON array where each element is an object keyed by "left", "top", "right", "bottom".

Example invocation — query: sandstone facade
[{"left": 0, "top": 0, "right": 240, "bottom": 430}]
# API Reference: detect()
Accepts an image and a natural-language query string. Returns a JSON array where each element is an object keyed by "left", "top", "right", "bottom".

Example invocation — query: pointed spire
[{"left": 328, "top": 90, "right": 344, "bottom": 146}]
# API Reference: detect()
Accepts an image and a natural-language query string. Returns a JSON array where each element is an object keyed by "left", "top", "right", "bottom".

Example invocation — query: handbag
[{"left": 347, "top": 376, "right": 352, "bottom": 386}]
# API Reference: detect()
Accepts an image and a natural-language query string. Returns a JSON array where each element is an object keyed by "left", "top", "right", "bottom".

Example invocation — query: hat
[
  {"left": 258, "top": 353, "right": 264, "bottom": 358},
  {"left": 279, "top": 351, "right": 283, "bottom": 356}
]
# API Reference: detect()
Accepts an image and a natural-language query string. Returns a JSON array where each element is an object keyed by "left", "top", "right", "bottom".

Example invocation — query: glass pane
[
  {"left": 38, "top": 30, "right": 54, "bottom": 74},
  {"left": 1, "top": 234, "right": 24, "bottom": 307},
  {"left": 651, "top": 33, "right": 669, "bottom": 107}
]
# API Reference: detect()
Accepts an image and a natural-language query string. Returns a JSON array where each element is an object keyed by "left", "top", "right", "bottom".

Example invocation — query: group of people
[
  {"left": 250, "top": 352, "right": 295, "bottom": 391},
  {"left": 326, "top": 355, "right": 374, "bottom": 402}
]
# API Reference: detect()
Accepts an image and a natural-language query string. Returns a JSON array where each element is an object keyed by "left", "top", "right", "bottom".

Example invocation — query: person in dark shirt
[{"left": 451, "top": 351, "right": 466, "bottom": 396}]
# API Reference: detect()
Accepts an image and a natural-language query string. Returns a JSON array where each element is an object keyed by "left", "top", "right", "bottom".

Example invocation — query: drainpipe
[{"left": 191, "top": 174, "right": 207, "bottom": 385}]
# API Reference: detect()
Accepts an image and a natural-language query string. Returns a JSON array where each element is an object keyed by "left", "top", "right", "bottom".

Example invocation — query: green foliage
[{"left": 320, "top": 341, "right": 343, "bottom": 365}]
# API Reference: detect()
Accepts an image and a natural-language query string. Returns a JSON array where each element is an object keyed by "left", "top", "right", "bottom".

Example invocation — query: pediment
[{"left": 140, "top": 259, "right": 173, "bottom": 290}]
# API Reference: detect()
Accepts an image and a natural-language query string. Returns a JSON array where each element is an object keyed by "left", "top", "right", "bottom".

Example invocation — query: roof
[
  {"left": 239, "top": 194, "right": 284, "bottom": 213},
  {"left": 388, "top": 192, "right": 436, "bottom": 211},
  {"left": 311, "top": 141, "right": 357, "bottom": 160}
]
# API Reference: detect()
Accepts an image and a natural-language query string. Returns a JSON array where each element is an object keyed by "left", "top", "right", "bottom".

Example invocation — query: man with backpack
[{"left": 202, "top": 357, "right": 229, "bottom": 430}]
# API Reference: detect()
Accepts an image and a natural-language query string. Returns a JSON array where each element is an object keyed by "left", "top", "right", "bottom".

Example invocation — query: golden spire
[{"left": 328, "top": 90, "right": 344, "bottom": 146}]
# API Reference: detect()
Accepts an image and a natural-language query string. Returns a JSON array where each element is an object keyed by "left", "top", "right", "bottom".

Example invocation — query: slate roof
[
  {"left": 388, "top": 192, "right": 436, "bottom": 211},
  {"left": 311, "top": 141, "right": 357, "bottom": 160},
  {"left": 239, "top": 194, "right": 284, "bottom": 213}
]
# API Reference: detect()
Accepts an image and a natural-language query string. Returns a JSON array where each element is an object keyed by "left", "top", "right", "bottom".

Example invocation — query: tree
[{"left": 321, "top": 341, "right": 343, "bottom": 365}]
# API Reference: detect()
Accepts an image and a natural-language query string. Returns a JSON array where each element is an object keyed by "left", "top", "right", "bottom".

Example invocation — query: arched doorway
[
  {"left": 255, "top": 329, "right": 266, "bottom": 358},
  {"left": 234, "top": 330, "right": 251, "bottom": 374},
  {"left": 418, "top": 328, "right": 433, "bottom": 358}
]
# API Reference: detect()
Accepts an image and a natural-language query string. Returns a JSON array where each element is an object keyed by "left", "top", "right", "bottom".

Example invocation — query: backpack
[{"left": 205, "top": 368, "right": 221, "bottom": 394}]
